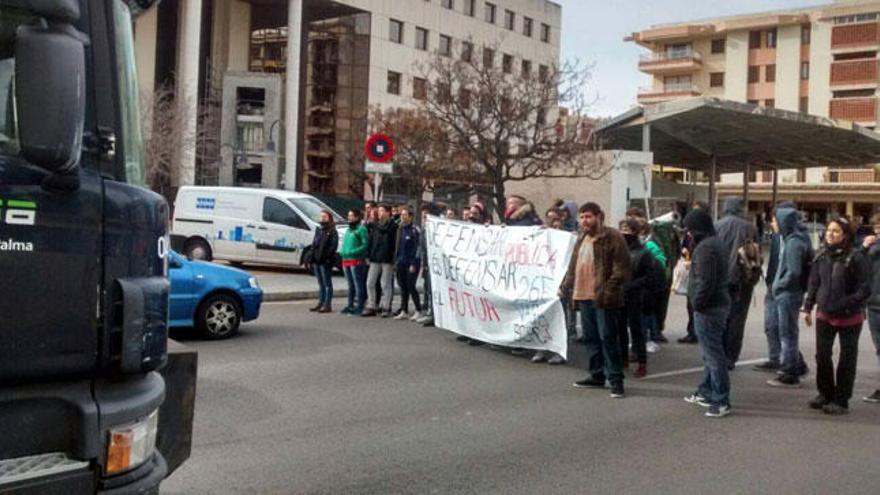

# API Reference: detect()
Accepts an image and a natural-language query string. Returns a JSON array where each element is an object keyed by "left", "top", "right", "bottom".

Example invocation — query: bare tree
[
  {"left": 141, "top": 84, "right": 195, "bottom": 205},
  {"left": 417, "top": 47, "right": 609, "bottom": 218}
]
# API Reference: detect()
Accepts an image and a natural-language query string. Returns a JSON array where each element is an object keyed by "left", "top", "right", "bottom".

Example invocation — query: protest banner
[{"left": 424, "top": 216, "right": 576, "bottom": 358}]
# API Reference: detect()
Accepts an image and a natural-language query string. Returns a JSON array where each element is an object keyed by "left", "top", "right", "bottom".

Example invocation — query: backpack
[{"left": 737, "top": 240, "right": 763, "bottom": 286}]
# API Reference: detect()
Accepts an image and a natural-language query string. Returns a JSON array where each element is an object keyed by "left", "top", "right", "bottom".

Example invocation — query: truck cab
[{"left": 0, "top": 1, "right": 179, "bottom": 492}]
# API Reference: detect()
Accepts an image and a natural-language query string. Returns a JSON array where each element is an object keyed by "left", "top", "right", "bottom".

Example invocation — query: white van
[{"left": 171, "top": 186, "right": 346, "bottom": 267}]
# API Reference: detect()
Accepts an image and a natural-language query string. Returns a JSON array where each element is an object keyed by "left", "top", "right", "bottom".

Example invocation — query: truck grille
[{"left": 0, "top": 452, "right": 89, "bottom": 485}]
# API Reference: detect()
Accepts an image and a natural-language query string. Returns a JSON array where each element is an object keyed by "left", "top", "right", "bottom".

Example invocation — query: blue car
[{"left": 168, "top": 251, "right": 263, "bottom": 339}]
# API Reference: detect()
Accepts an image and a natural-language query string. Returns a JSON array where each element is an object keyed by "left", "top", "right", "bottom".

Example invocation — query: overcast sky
[{"left": 557, "top": 0, "right": 830, "bottom": 118}]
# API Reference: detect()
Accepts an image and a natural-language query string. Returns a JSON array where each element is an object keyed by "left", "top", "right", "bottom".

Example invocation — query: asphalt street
[{"left": 162, "top": 285, "right": 880, "bottom": 494}]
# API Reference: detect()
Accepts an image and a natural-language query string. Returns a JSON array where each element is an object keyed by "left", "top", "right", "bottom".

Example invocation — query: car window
[
  {"left": 263, "top": 197, "right": 309, "bottom": 230},
  {"left": 288, "top": 197, "right": 343, "bottom": 223}
]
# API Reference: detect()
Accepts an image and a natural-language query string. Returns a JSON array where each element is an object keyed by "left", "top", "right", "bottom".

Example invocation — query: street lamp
[{"left": 264, "top": 119, "right": 284, "bottom": 155}]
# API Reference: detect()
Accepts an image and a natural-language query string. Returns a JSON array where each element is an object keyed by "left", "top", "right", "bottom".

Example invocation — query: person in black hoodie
[
  {"left": 682, "top": 208, "right": 732, "bottom": 418},
  {"left": 801, "top": 216, "right": 871, "bottom": 415},
  {"left": 363, "top": 204, "right": 398, "bottom": 317},
  {"left": 308, "top": 210, "right": 339, "bottom": 313},
  {"left": 618, "top": 218, "right": 664, "bottom": 378},
  {"left": 861, "top": 212, "right": 880, "bottom": 403}
]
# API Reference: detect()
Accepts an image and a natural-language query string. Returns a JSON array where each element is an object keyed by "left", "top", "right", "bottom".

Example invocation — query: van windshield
[{"left": 288, "top": 197, "right": 343, "bottom": 223}]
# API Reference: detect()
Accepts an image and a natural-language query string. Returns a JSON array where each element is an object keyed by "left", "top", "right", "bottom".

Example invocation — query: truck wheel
[
  {"left": 196, "top": 294, "right": 242, "bottom": 340},
  {"left": 184, "top": 238, "right": 212, "bottom": 261}
]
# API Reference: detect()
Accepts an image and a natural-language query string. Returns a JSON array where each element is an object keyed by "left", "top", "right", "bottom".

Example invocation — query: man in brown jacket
[{"left": 560, "top": 202, "right": 631, "bottom": 398}]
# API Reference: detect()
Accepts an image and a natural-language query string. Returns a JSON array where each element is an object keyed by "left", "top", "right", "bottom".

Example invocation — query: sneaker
[
  {"left": 409, "top": 311, "right": 423, "bottom": 321},
  {"left": 767, "top": 375, "right": 802, "bottom": 388},
  {"left": 360, "top": 309, "right": 377, "bottom": 317},
  {"left": 797, "top": 363, "right": 810, "bottom": 377},
  {"left": 317, "top": 305, "right": 332, "bottom": 313},
  {"left": 547, "top": 354, "right": 566, "bottom": 365},
  {"left": 705, "top": 404, "right": 732, "bottom": 418},
  {"left": 808, "top": 395, "right": 830, "bottom": 410},
  {"left": 467, "top": 339, "right": 485, "bottom": 347},
  {"left": 393, "top": 311, "right": 409, "bottom": 320},
  {"left": 634, "top": 363, "right": 647, "bottom": 378},
  {"left": 340, "top": 307, "right": 352, "bottom": 315},
  {"left": 678, "top": 334, "right": 698, "bottom": 344},
  {"left": 684, "top": 393, "right": 711, "bottom": 408},
  {"left": 573, "top": 377, "right": 606, "bottom": 389},
  {"left": 309, "top": 304, "right": 322, "bottom": 312},
  {"left": 415, "top": 315, "right": 431, "bottom": 324},
  {"left": 753, "top": 360, "right": 781, "bottom": 372},
  {"left": 823, "top": 403, "right": 849, "bottom": 415},
  {"left": 609, "top": 383, "right": 625, "bottom": 398},
  {"left": 531, "top": 351, "right": 548, "bottom": 363},
  {"left": 862, "top": 389, "right": 880, "bottom": 403},
  {"left": 646, "top": 341, "right": 661, "bottom": 353},
  {"left": 381, "top": 310, "right": 393, "bottom": 318},
  {"left": 655, "top": 334, "right": 669, "bottom": 344}
]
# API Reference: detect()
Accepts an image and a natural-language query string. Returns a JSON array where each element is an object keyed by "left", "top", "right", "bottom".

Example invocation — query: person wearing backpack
[
  {"left": 766, "top": 206, "right": 812, "bottom": 387},
  {"left": 801, "top": 216, "right": 871, "bottom": 414}
]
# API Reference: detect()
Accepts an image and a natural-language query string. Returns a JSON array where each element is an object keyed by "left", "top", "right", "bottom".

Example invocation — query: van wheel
[
  {"left": 184, "top": 238, "right": 212, "bottom": 261},
  {"left": 197, "top": 294, "right": 242, "bottom": 340}
]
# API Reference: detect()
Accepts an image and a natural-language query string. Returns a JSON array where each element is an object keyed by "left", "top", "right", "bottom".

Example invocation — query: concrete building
[
  {"left": 132, "top": 0, "right": 561, "bottom": 200},
  {"left": 627, "top": 0, "right": 880, "bottom": 222}
]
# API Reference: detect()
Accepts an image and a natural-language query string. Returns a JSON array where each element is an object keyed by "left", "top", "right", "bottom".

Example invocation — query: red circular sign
[{"left": 365, "top": 134, "right": 394, "bottom": 163}]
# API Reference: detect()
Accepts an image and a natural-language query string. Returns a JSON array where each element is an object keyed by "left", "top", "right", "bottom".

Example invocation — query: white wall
[
  {"left": 776, "top": 25, "right": 801, "bottom": 112},
  {"left": 724, "top": 30, "right": 749, "bottom": 102},
  {"left": 809, "top": 20, "right": 832, "bottom": 118}
]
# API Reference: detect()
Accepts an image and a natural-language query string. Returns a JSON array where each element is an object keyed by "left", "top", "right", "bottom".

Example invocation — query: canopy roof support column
[
  {"left": 743, "top": 161, "right": 751, "bottom": 213},
  {"left": 772, "top": 168, "right": 779, "bottom": 207},
  {"left": 709, "top": 154, "right": 717, "bottom": 220}
]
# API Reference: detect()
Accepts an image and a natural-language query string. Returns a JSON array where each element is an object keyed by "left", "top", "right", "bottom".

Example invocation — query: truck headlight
[
  {"left": 105, "top": 409, "right": 159, "bottom": 475},
  {"left": 248, "top": 277, "right": 259, "bottom": 289}
]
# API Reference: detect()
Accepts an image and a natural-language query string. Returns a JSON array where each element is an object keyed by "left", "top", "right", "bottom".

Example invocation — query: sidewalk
[{"left": 246, "top": 266, "right": 347, "bottom": 302}]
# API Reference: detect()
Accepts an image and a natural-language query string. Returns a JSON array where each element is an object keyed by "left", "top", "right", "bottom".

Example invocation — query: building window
[
  {"left": 764, "top": 99, "right": 775, "bottom": 108},
  {"left": 749, "top": 30, "right": 761, "bottom": 49},
  {"left": 483, "top": 47, "right": 495, "bottom": 68},
  {"left": 766, "top": 64, "right": 776, "bottom": 82},
  {"left": 748, "top": 66, "right": 760, "bottom": 83},
  {"left": 797, "top": 168, "right": 807, "bottom": 182},
  {"left": 387, "top": 71, "right": 401, "bottom": 95},
  {"left": 747, "top": 99, "right": 759, "bottom": 105},
  {"left": 502, "top": 53, "right": 513, "bottom": 74},
  {"left": 539, "top": 64, "right": 549, "bottom": 83},
  {"left": 664, "top": 75, "right": 692, "bottom": 92},
  {"left": 801, "top": 61, "right": 810, "bottom": 80},
  {"left": 801, "top": 24, "right": 811, "bottom": 45},
  {"left": 442, "top": 0, "right": 454, "bottom": 10},
  {"left": 505, "top": 9, "right": 515, "bottom": 30},
  {"left": 464, "top": 0, "right": 475, "bottom": 16},
  {"left": 439, "top": 34, "right": 452, "bottom": 57},
  {"left": 541, "top": 23, "right": 551, "bottom": 43},
  {"left": 766, "top": 28, "right": 777, "bottom": 48},
  {"left": 461, "top": 41, "right": 474, "bottom": 62},
  {"left": 666, "top": 43, "right": 692, "bottom": 59},
  {"left": 711, "top": 38, "right": 725, "bottom": 54},
  {"left": 799, "top": 96, "right": 809, "bottom": 113},
  {"left": 389, "top": 19, "right": 404, "bottom": 44},
  {"left": 484, "top": 2, "right": 496, "bottom": 24},
  {"left": 523, "top": 17, "right": 533, "bottom": 37},
  {"left": 413, "top": 77, "right": 428, "bottom": 100},
  {"left": 522, "top": 59, "right": 532, "bottom": 79},
  {"left": 416, "top": 27, "right": 429, "bottom": 51},
  {"left": 710, "top": 72, "right": 724, "bottom": 87}
]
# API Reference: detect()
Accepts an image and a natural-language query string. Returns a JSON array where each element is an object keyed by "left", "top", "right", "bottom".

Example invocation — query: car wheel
[
  {"left": 197, "top": 294, "right": 242, "bottom": 340},
  {"left": 184, "top": 238, "right": 212, "bottom": 261}
]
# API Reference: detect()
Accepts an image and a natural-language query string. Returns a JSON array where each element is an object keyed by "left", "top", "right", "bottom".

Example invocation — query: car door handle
[
  {"left": 246, "top": 224, "right": 256, "bottom": 228},
  {"left": 258, "top": 226, "right": 268, "bottom": 230}
]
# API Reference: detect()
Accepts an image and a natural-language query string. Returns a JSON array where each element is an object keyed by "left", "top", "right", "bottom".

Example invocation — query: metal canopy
[{"left": 596, "top": 97, "right": 880, "bottom": 172}]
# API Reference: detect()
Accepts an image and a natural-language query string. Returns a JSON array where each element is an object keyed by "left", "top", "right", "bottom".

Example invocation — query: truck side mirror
[{"left": 15, "top": 21, "right": 85, "bottom": 176}]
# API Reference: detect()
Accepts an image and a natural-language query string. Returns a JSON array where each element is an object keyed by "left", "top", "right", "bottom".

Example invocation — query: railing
[
  {"left": 639, "top": 50, "right": 702, "bottom": 63},
  {"left": 830, "top": 59, "right": 879, "bottom": 85},
  {"left": 637, "top": 85, "right": 701, "bottom": 100},
  {"left": 829, "top": 96, "right": 877, "bottom": 121},
  {"left": 831, "top": 22, "right": 880, "bottom": 48}
]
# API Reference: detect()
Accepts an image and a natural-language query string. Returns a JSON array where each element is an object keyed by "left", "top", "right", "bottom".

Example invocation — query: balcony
[
  {"left": 638, "top": 50, "right": 702, "bottom": 74},
  {"left": 831, "top": 59, "right": 880, "bottom": 87},
  {"left": 826, "top": 168, "right": 877, "bottom": 183},
  {"left": 637, "top": 84, "right": 701, "bottom": 104},
  {"left": 831, "top": 23, "right": 880, "bottom": 50},
  {"left": 829, "top": 96, "right": 877, "bottom": 123}
]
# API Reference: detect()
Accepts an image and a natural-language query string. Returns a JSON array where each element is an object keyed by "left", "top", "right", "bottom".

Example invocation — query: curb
[{"left": 263, "top": 289, "right": 348, "bottom": 302}]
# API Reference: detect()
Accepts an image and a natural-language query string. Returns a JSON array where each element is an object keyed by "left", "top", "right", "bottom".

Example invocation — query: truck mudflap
[{"left": 156, "top": 340, "right": 198, "bottom": 476}]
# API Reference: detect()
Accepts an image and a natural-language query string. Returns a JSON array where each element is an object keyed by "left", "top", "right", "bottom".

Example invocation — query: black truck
[{"left": 0, "top": 1, "right": 194, "bottom": 493}]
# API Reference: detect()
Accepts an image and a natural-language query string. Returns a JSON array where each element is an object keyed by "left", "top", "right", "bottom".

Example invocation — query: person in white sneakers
[{"left": 392, "top": 206, "right": 423, "bottom": 320}]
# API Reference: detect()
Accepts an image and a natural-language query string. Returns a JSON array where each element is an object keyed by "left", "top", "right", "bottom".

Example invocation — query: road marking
[{"left": 641, "top": 358, "right": 766, "bottom": 380}]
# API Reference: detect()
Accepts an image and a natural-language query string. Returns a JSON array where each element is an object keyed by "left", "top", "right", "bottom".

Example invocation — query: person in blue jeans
[
  {"left": 860, "top": 212, "right": 880, "bottom": 403},
  {"left": 767, "top": 206, "right": 812, "bottom": 388},
  {"left": 682, "top": 208, "right": 732, "bottom": 418},
  {"left": 340, "top": 209, "right": 369, "bottom": 315},
  {"left": 308, "top": 210, "right": 339, "bottom": 313}
]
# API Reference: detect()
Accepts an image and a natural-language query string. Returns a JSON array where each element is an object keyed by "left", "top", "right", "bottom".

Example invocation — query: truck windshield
[
  {"left": 112, "top": 0, "right": 146, "bottom": 186},
  {"left": 0, "top": 6, "right": 35, "bottom": 157}
]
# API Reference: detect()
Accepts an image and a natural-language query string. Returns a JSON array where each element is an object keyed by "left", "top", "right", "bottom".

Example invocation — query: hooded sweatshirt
[
  {"left": 505, "top": 202, "right": 543, "bottom": 226},
  {"left": 623, "top": 233, "right": 665, "bottom": 309},
  {"left": 714, "top": 198, "right": 758, "bottom": 287},
  {"left": 771, "top": 207, "right": 812, "bottom": 298},
  {"left": 685, "top": 208, "right": 731, "bottom": 312},
  {"left": 765, "top": 201, "right": 797, "bottom": 288}
]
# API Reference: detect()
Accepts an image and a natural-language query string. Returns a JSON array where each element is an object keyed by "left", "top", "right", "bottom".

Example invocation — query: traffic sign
[
  {"left": 365, "top": 134, "right": 394, "bottom": 163},
  {"left": 364, "top": 161, "right": 394, "bottom": 174}
]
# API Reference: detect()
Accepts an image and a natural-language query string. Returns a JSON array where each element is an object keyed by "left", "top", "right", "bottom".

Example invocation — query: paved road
[{"left": 163, "top": 288, "right": 880, "bottom": 494}]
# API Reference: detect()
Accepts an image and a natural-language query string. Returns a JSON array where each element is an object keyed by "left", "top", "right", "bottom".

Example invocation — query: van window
[
  {"left": 288, "top": 197, "right": 343, "bottom": 223},
  {"left": 263, "top": 197, "right": 309, "bottom": 230}
]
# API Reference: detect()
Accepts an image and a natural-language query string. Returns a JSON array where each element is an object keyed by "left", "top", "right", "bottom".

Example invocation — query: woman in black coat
[
  {"left": 801, "top": 216, "right": 871, "bottom": 415},
  {"left": 309, "top": 210, "right": 339, "bottom": 313}
]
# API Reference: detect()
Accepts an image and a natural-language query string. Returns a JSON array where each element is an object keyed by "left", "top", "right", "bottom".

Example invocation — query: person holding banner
[
  {"left": 561, "top": 203, "right": 631, "bottom": 399},
  {"left": 416, "top": 205, "right": 435, "bottom": 327}
]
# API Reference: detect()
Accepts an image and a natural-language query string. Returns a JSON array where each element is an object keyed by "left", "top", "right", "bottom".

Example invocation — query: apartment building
[
  {"left": 627, "top": 0, "right": 880, "bottom": 222},
  {"left": 133, "top": 0, "right": 561, "bottom": 199}
]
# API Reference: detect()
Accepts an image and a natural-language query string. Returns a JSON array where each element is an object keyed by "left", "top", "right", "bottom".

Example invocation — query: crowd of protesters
[{"left": 307, "top": 194, "right": 880, "bottom": 419}]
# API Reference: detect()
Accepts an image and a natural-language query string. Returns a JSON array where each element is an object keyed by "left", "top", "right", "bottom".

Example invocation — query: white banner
[{"left": 424, "top": 216, "right": 576, "bottom": 358}]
